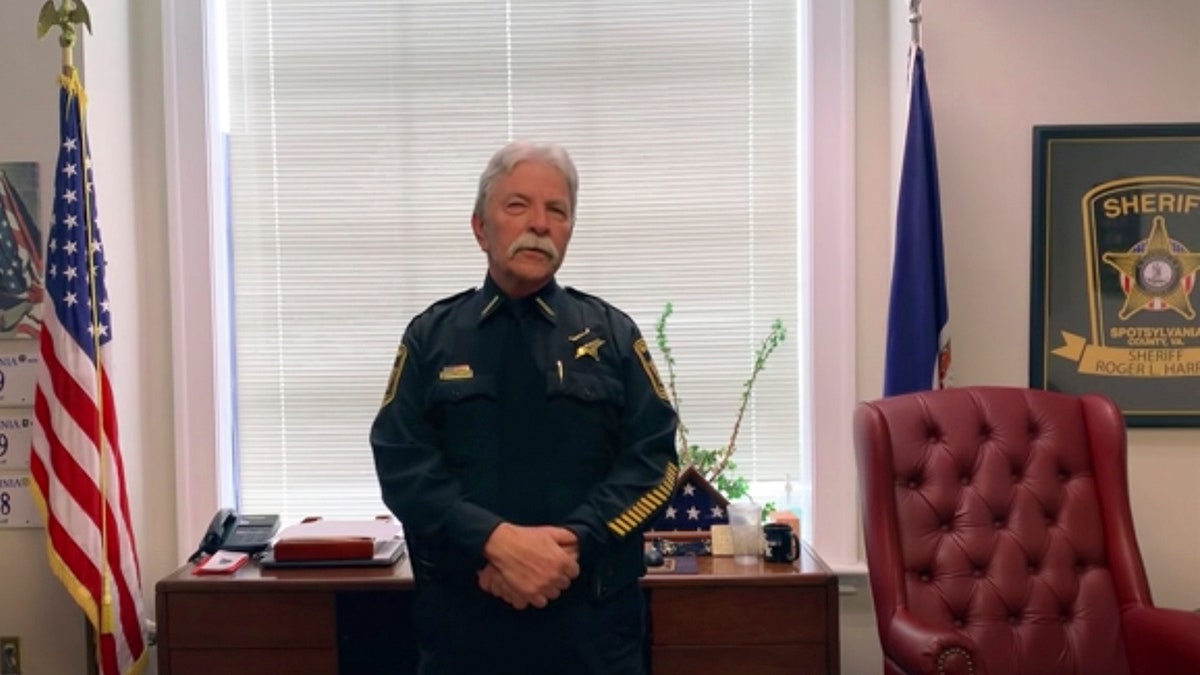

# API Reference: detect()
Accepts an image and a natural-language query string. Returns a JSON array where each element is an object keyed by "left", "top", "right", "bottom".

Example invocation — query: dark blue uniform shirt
[{"left": 371, "top": 276, "right": 679, "bottom": 600}]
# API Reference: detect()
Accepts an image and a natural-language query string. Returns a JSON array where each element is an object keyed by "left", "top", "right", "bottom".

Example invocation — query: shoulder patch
[
  {"left": 381, "top": 343, "right": 409, "bottom": 408},
  {"left": 633, "top": 338, "right": 670, "bottom": 402}
]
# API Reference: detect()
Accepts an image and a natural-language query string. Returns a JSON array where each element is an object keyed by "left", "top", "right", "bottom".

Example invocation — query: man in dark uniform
[{"left": 370, "top": 140, "right": 679, "bottom": 674}]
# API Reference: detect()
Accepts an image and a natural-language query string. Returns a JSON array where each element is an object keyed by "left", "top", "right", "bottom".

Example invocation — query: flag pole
[
  {"left": 36, "top": 2, "right": 116, "bottom": 670},
  {"left": 908, "top": 0, "right": 922, "bottom": 48}
]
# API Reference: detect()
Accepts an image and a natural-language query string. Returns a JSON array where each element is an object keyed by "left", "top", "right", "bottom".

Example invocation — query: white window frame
[{"left": 161, "top": 0, "right": 861, "bottom": 570}]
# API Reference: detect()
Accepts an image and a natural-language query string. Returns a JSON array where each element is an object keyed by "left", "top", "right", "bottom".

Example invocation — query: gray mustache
[{"left": 507, "top": 234, "right": 559, "bottom": 261}]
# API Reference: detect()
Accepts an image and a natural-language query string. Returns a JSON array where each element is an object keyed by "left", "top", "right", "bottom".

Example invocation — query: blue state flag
[{"left": 884, "top": 47, "right": 951, "bottom": 397}]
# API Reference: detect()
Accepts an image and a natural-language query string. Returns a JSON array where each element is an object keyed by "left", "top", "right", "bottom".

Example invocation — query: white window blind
[{"left": 221, "top": 0, "right": 801, "bottom": 524}]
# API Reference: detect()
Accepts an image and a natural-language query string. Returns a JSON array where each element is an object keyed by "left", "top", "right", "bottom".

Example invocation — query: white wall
[{"left": 1, "top": 1, "right": 1198, "bottom": 674}]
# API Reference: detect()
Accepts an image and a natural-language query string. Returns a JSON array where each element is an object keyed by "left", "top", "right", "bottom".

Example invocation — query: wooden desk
[{"left": 156, "top": 544, "right": 838, "bottom": 675}]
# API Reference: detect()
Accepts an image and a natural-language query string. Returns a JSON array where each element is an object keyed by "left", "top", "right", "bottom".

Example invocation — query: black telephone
[{"left": 189, "top": 508, "right": 281, "bottom": 562}]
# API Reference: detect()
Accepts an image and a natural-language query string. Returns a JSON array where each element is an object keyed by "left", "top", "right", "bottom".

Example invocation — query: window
[{"left": 164, "top": 0, "right": 860, "bottom": 569}]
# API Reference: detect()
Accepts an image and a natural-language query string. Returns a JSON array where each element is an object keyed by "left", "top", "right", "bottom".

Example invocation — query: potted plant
[{"left": 653, "top": 302, "right": 787, "bottom": 511}]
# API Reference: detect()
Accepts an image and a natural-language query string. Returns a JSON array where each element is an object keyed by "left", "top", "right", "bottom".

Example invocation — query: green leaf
[{"left": 661, "top": 301, "right": 788, "bottom": 505}]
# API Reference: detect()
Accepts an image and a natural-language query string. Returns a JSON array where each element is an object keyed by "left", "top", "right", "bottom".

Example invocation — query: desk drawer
[
  {"left": 170, "top": 648, "right": 336, "bottom": 675},
  {"left": 650, "top": 586, "right": 827, "bottom": 645},
  {"left": 653, "top": 645, "right": 827, "bottom": 675},
  {"left": 166, "top": 592, "right": 335, "bottom": 648}
]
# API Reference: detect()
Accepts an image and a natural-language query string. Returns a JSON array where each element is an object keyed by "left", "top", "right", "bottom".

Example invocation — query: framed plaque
[
  {"left": 1031, "top": 124, "right": 1200, "bottom": 426},
  {"left": 0, "top": 162, "right": 44, "bottom": 339}
]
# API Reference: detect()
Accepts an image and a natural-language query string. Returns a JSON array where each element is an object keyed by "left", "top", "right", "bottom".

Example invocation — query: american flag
[
  {"left": 29, "top": 69, "right": 148, "bottom": 675},
  {"left": 651, "top": 466, "right": 730, "bottom": 532}
]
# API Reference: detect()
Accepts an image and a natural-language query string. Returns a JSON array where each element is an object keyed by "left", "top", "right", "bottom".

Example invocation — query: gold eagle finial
[{"left": 37, "top": 0, "right": 92, "bottom": 48}]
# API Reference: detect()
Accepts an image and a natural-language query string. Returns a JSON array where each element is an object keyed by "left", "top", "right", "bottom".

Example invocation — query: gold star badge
[
  {"left": 1102, "top": 215, "right": 1200, "bottom": 320},
  {"left": 575, "top": 338, "right": 605, "bottom": 361}
]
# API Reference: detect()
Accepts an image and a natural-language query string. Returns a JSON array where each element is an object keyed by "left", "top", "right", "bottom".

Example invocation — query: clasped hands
[{"left": 479, "top": 523, "right": 579, "bottom": 610}]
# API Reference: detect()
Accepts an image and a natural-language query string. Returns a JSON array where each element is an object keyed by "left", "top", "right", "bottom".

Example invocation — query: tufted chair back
[{"left": 853, "top": 386, "right": 1200, "bottom": 675}]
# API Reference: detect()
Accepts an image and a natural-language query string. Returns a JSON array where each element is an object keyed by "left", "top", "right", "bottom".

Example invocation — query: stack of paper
[{"left": 262, "top": 518, "right": 405, "bottom": 568}]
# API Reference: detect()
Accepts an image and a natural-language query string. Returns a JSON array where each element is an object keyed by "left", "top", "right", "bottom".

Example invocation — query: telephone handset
[{"left": 189, "top": 508, "right": 281, "bottom": 562}]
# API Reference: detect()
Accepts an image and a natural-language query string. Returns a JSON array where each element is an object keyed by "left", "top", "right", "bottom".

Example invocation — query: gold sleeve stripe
[
  {"left": 638, "top": 494, "right": 661, "bottom": 510},
  {"left": 646, "top": 491, "right": 669, "bottom": 507},
  {"left": 614, "top": 511, "right": 643, "bottom": 533},
  {"left": 636, "top": 493, "right": 664, "bottom": 511},
  {"left": 651, "top": 474, "right": 676, "bottom": 497},
  {"left": 605, "top": 461, "right": 680, "bottom": 536}
]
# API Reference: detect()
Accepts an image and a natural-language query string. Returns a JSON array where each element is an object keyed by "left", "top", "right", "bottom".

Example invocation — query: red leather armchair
[{"left": 853, "top": 386, "right": 1200, "bottom": 675}]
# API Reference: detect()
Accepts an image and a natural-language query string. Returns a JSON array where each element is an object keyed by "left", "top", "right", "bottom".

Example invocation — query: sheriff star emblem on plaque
[
  {"left": 1050, "top": 177, "right": 1200, "bottom": 381},
  {"left": 1101, "top": 215, "right": 1200, "bottom": 320}
]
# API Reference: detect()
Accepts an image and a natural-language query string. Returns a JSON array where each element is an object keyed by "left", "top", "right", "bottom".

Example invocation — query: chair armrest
[
  {"left": 1121, "top": 606, "right": 1200, "bottom": 674},
  {"left": 884, "top": 608, "right": 986, "bottom": 675}
]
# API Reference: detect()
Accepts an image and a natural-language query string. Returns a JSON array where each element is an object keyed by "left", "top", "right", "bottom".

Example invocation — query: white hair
[{"left": 472, "top": 141, "right": 579, "bottom": 221}]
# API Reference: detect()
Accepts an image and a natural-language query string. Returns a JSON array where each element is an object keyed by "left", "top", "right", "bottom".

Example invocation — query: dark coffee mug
[{"left": 763, "top": 523, "right": 799, "bottom": 563}]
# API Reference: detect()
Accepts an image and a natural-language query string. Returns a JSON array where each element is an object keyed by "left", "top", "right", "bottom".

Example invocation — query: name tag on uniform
[{"left": 438, "top": 364, "right": 474, "bottom": 381}]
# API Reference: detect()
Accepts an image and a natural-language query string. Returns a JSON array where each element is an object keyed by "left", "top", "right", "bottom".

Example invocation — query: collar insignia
[
  {"left": 479, "top": 295, "right": 502, "bottom": 320},
  {"left": 438, "top": 364, "right": 474, "bottom": 381},
  {"left": 575, "top": 338, "right": 605, "bottom": 361},
  {"left": 535, "top": 297, "right": 556, "bottom": 319}
]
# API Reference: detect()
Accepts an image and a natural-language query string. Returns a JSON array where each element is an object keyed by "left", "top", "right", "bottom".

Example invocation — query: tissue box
[{"left": 766, "top": 510, "right": 800, "bottom": 539}]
